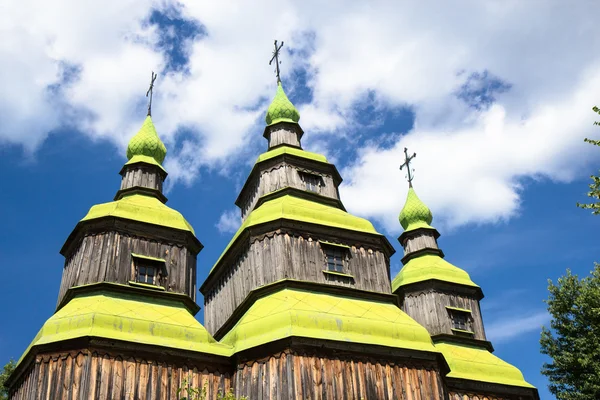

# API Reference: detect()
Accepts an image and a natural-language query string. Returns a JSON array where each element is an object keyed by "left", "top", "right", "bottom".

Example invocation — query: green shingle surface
[
  {"left": 265, "top": 82, "right": 300, "bottom": 126},
  {"left": 126, "top": 116, "right": 167, "bottom": 164},
  {"left": 399, "top": 187, "right": 434, "bottom": 232}
]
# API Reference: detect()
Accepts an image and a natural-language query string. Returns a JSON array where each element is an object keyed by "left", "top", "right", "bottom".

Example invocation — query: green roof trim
[
  {"left": 131, "top": 253, "right": 166, "bottom": 263},
  {"left": 399, "top": 187, "right": 434, "bottom": 232},
  {"left": 81, "top": 193, "right": 195, "bottom": 235},
  {"left": 322, "top": 270, "right": 355, "bottom": 279},
  {"left": 392, "top": 254, "right": 479, "bottom": 291},
  {"left": 128, "top": 281, "right": 166, "bottom": 291},
  {"left": 220, "top": 288, "right": 438, "bottom": 354},
  {"left": 126, "top": 116, "right": 167, "bottom": 165},
  {"left": 18, "top": 289, "right": 232, "bottom": 365},
  {"left": 256, "top": 145, "right": 328, "bottom": 164},
  {"left": 318, "top": 240, "right": 350, "bottom": 249},
  {"left": 435, "top": 342, "right": 535, "bottom": 389},
  {"left": 124, "top": 154, "right": 167, "bottom": 173},
  {"left": 265, "top": 82, "right": 300, "bottom": 126},
  {"left": 445, "top": 306, "right": 472, "bottom": 313},
  {"left": 210, "top": 195, "right": 379, "bottom": 274}
]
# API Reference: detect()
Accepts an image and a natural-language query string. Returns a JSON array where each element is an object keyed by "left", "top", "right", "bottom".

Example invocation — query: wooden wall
[
  {"left": 402, "top": 232, "right": 439, "bottom": 255},
  {"left": 120, "top": 165, "right": 163, "bottom": 192},
  {"left": 234, "top": 350, "right": 445, "bottom": 400},
  {"left": 402, "top": 289, "right": 487, "bottom": 340},
  {"left": 448, "top": 391, "right": 513, "bottom": 400},
  {"left": 267, "top": 127, "right": 300, "bottom": 149},
  {"left": 57, "top": 231, "right": 197, "bottom": 307},
  {"left": 9, "top": 350, "right": 231, "bottom": 400},
  {"left": 204, "top": 231, "right": 392, "bottom": 335},
  {"left": 239, "top": 163, "right": 339, "bottom": 220}
]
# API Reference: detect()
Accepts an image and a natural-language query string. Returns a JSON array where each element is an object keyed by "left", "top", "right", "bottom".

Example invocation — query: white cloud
[
  {"left": 216, "top": 208, "right": 241, "bottom": 234},
  {"left": 3, "top": 0, "right": 600, "bottom": 231},
  {"left": 486, "top": 311, "right": 550, "bottom": 344}
]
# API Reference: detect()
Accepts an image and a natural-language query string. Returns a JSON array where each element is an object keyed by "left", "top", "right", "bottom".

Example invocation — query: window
[
  {"left": 446, "top": 307, "right": 472, "bottom": 333},
  {"left": 132, "top": 253, "right": 167, "bottom": 287},
  {"left": 299, "top": 171, "right": 324, "bottom": 193},
  {"left": 451, "top": 312, "right": 469, "bottom": 331},
  {"left": 137, "top": 264, "right": 158, "bottom": 285},
  {"left": 325, "top": 246, "right": 345, "bottom": 273}
]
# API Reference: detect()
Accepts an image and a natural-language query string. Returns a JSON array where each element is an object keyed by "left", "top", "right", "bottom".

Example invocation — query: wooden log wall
[
  {"left": 267, "top": 127, "right": 300, "bottom": 149},
  {"left": 240, "top": 163, "right": 339, "bottom": 220},
  {"left": 448, "top": 392, "right": 511, "bottom": 400},
  {"left": 9, "top": 350, "right": 231, "bottom": 400},
  {"left": 120, "top": 165, "right": 163, "bottom": 192},
  {"left": 402, "top": 290, "right": 487, "bottom": 340},
  {"left": 402, "top": 232, "right": 439, "bottom": 255},
  {"left": 234, "top": 350, "right": 445, "bottom": 400},
  {"left": 57, "top": 231, "right": 197, "bottom": 307},
  {"left": 204, "top": 232, "right": 392, "bottom": 335}
]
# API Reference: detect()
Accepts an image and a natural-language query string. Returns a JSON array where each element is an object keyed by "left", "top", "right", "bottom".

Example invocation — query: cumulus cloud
[
  {"left": 216, "top": 208, "right": 241, "bottom": 234},
  {"left": 3, "top": 0, "right": 600, "bottom": 231}
]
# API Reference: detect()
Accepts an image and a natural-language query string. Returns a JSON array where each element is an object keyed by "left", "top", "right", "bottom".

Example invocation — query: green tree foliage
[
  {"left": 576, "top": 106, "right": 600, "bottom": 214},
  {"left": 540, "top": 267, "right": 600, "bottom": 399},
  {"left": 177, "top": 379, "right": 247, "bottom": 400},
  {"left": 0, "top": 360, "right": 16, "bottom": 400},
  {"left": 540, "top": 106, "right": 600, "bottom": 399}
]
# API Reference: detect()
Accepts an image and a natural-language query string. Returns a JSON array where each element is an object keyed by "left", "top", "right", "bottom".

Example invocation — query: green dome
[
  {"left": 265, "top": 82, "right": 300, "bottom": 126},
  {"left": 126, "top": 116, "right": 167, "bottom": 164},
  {"left": 399, "top": 187, "right": 434, "bottom": 232}
]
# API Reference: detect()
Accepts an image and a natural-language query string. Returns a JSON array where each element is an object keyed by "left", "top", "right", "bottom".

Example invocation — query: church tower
[
  {"left": 7, "top": 106, "right": 234, "bottom": 399},
  {"left": 393, "top": 153, "right": 538, "bottom": 398},
  {"left": 7, "top": 46, "right": 541, "bottom": 399}
]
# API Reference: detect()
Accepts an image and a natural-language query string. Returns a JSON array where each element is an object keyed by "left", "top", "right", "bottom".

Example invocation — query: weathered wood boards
[
  {"left": 57, "top": 231, "right": 197, "bottom": 307},
  {"left": 235, "top": 350, "right": 446, "bottom": 400},
  {"left": 204, "top": 232, "right": 392, "bottom": 335},
  {"left": 9, "top": 351, "right": 231, "bottom": 400}
]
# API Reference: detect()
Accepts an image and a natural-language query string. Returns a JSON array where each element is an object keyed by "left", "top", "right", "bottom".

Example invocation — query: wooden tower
[{"left": 7, "top": 76, "right": 540, "bottom": 399}]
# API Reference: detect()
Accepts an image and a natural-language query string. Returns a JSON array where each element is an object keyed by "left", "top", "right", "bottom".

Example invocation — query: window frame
[
  {"left": 298, "top": 171, "right": 324, "bottom": 193},
  {"left": 131, "top": 253, "right": 167, "bottom": 287},
  {"left": 320, "top": 242, "right": 350, "bottom": 274},
  {"left": 446, "top": 307, "right": 473, "bottom": 334}
]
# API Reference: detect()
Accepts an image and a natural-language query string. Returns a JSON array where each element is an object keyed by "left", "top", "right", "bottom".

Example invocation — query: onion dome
[
  {"left": 399, "top": 187, "right": 434, "bottom": 232},
  {"left": 265, "top": 82, "right": 300, "bottom": 126},
  {"left": 126, "top": 116, "right": 167, "bottom": 165}
]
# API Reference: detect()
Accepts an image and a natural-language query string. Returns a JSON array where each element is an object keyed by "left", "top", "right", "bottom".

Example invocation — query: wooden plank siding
[
  {"left": 267, "top": 127, "right": 301, "bottom": 149},
  {"left": 9, "top": 351, "right": 231, "bottom": 400},
  {"left": 204, "top": 232, "right": 392, "bottom": 335},
  {"left": 402, "top": 232, "right": 439, "bottom": 255},
  {"left": 235, "top": 350, "right": 446, "bottom": 400},
  {"left": 240, "top": 163, "right": 340, "bottom": 221},
  {"left": 120, "top": 166, "right": 163, "bottom": 192},
  {"left": 402, "top": 290, "right": 487, "bottom": 340},
  {"left": 57, "top": 231, "right": 197, "bottom": 307}
]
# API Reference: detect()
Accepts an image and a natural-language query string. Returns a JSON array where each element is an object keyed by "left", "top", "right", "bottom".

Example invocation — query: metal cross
[
  {"left": 399, "top": 147, "right": 417, "bottom": 187},
  {"left": 269, "top": 40, "right": 284, "bottom": 83},
  {"left": 146, "top": 71, "right": 158, "bottom": 116}
]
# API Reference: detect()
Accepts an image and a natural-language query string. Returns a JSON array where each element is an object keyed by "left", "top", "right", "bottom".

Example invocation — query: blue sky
[{"left": 2, "top": 2, "right": 600, "bottom": 398}]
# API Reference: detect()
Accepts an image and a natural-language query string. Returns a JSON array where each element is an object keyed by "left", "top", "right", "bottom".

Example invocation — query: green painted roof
[
  {"left": 256, "top": 145, "right": 328, "bottom": 164},
  {"left": 265, "top": 82, "right": 300, "bottom": 126},
  {"left": 399, "top": 187, "right": 434, "bottom": 232},
  {"left": 392, "top": 254, "right": 479, "bottom": 291},
  {"left": 435, "top": 342, "right": 535, "bottom": 388},
  {"left": 124, "top": 154, "right": 167, "bottom": 173},
  {"left": 210, "top": 195, "right": 379, "bottom": 273},
  {"left": 81, "top": 193, "right": 195, "bottom": 234},
  {"left": 221, "top": 288, "right": 438, "bottom": 354},
  {"left": 18, "top": 289, "right": 232, "bottom": 364},
  {"left": 126, "top": 116, "right": 167, "bottom": 165}
]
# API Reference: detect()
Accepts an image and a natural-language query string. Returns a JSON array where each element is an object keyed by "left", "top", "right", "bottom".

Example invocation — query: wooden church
[{"left": 6, "top": 57, "right": 540, "bottom": 399}]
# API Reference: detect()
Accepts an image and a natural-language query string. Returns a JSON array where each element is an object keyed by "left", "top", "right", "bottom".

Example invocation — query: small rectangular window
[
  {"left": 448, "top": 308, "right": 472, "bottom": 333},
  {"left": 324, "top": 247, "right": 345, "bottom": 273},
  {"left": 132, "top": 254, "right": 166, "bottom": 287},
  {"left": 299, "top": 172, "right": 324, "bottom": 193}
]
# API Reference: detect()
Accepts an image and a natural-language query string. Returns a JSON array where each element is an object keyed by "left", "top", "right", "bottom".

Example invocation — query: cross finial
[
  {"left": 146, "top": 71, "right": 158, "bottom": 116},
  {"left": 269, "top": 40, "right": 284, "bottom": 83},
  {"left": 399, "top": 147, "right": 417, "bottom": 187}
]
